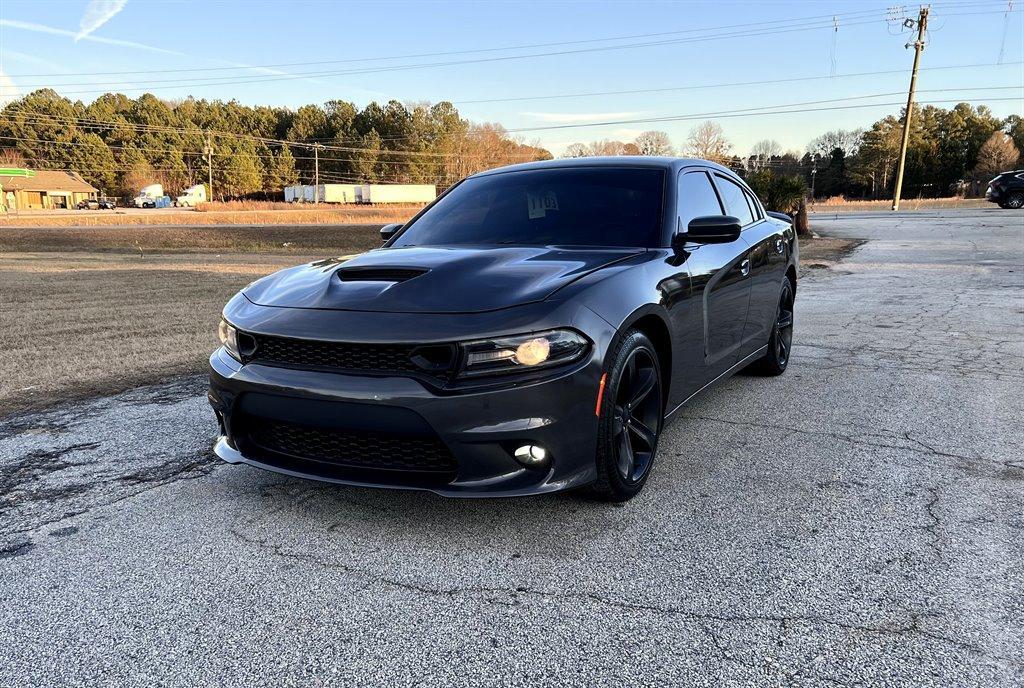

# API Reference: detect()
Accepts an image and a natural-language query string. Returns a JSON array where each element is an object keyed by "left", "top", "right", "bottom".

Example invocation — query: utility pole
[
  {"left": 891, "top": 5, "right": 929, "bottom": 211},
  {"left": 313, "top": 144, "right": 322, "bottom": 204},
  {"left": 810, "top": 164, "right": 817, "bottom": 205},
  {"left": 204, "top": 132, "right": 213, "bottom": 202}
]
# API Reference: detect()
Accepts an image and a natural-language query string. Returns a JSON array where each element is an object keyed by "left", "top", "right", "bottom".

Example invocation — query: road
[{"left": 1, "top": 210, "right": 1021, "bottom": 686}]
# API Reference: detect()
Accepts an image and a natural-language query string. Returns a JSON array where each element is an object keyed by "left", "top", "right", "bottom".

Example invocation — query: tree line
[
  {"left": 2, "top": 90, "right": 1020, "bottom": 202},
  {"left": 564, "top": 104, "right": 1024, "bottom": 200},
  {"left": 0, "top": 89, "right": 551, "bottom": 198}
]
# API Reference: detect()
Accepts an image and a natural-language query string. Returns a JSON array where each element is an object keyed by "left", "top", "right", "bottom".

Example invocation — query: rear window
[{"left": 392, "top": 168, "right": 666, "bottom": 248}]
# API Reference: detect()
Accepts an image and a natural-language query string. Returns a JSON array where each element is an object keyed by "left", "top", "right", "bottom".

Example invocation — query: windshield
[{"left": 391, "top": 167, "right": 665, "bottom": 248}]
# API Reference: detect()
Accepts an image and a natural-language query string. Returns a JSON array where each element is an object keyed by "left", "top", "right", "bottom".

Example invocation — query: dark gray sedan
[{"left": 208, "top": 158, "right": 798, "bottom": 501}]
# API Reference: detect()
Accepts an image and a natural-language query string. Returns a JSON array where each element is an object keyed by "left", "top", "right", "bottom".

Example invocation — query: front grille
[
  {"left": 248, "top": 419, "right": 457, "bottom": 473},
  {"left": 243, "top": 334, "right": 453, "bottom": 376}
]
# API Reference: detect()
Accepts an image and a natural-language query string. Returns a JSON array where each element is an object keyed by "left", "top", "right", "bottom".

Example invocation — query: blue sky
[{"left": 1, "top": 0, "right": 1021, "bottom": 155}]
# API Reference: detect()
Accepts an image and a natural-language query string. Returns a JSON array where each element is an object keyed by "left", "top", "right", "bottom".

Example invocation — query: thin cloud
[
  {"left": 0, "top": 18, "right": 331, "bottom": 88},
  {"left": 77, "top": 0, "right": 128, "bottom": 41},
  {"left": 523, "top": 111, "right": 645, "bottom": 124},
  {"left": 2, "top": 50, "right": 67, "bottom": 73},
  {"left": 0, "top": 18, "right": 184, "bottom": 56}
]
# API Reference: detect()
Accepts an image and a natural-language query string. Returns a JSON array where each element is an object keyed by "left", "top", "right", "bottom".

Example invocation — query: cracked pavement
[{"left": 1, "top": 209, "right": 1022, "bottom": 686}]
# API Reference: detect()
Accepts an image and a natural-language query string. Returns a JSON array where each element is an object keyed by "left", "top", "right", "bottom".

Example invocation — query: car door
[
  {"left": 675, "top": 169, "right": 753, "bottom": 384},
  {"left": 734, "top": 187, "right": 788, "bottom": 358}
]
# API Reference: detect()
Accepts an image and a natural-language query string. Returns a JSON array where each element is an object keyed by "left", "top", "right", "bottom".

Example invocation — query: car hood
[{"left": 243, "top": 245, "right": 642, "bottom": 313}]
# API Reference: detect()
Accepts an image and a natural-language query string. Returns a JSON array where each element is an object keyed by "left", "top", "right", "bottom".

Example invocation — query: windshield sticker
[{"left": 527, "top": 190, "right": 559, "bottom": 219}]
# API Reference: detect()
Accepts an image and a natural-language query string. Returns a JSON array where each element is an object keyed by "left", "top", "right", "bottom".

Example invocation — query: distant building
[{"left": 0, "top": 170, "right": 98, "bottom": 210}]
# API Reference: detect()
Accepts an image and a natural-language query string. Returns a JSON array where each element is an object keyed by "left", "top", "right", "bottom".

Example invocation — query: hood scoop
[
  {"left": 336, "top": 266, "right": 428, "bottom": 283},
  {"left": 245, "top": 246, "right": 643, "bottom": 313}
]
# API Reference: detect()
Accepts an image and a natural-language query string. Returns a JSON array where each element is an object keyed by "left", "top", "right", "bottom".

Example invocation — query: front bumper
[{"left": 208, "top": 328, "right": 608, "bottom": 497}]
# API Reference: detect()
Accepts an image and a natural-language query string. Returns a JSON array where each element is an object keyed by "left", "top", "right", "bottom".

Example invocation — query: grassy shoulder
[
  {"left": 0, "top": 229, "right": 856, "bottom": 416},
  {"left": 0, "top": 223, "right": 385, "bottom": 254}
]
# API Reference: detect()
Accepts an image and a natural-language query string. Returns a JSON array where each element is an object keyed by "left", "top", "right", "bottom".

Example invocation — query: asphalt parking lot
[{"left": 1, "top": 210, "right": 1021, "bottom": 686}]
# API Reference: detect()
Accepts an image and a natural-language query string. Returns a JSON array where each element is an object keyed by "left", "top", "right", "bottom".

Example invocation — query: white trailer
[
  {"left": 286, "top": 184, "right": 364, "bottom": 203},
  {"left": 319, "top": 184, "right": 361, "bottom": 203},
  {"left": 359, "top": 184, "right": 436, "bottom": 204}
]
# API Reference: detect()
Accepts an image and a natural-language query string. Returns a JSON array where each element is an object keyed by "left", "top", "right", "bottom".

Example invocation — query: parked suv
[{"left": 985, "top": 170, "right": 1024, "bottom": 209}]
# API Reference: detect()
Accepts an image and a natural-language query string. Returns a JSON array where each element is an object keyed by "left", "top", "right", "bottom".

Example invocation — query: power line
[
  {"left": 0, "top": 5, "right": 923, "bottom": 80},
  {"left": 21, "top": 10, "right": 1018, "bottom": 96},
  {"left": 453, "top": 61, "right": 1024, "bottom": 105},
  {"left": 503, "top": 88, "right": 1024, "bottom": 134}
]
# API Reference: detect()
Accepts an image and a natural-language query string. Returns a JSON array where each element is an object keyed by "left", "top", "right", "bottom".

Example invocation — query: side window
[
  {"left": 714, "top": 174, "right": 755, "bottom": 226},
  {"left": 677, "top": 171, "right": 724, "bottom": 232},
  {"left": 743, "top": 189, "right": 763, "bottom": 220}
]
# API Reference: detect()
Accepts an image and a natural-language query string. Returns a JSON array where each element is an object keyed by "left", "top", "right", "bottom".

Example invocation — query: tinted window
[
  {"left": 743, "top": 189, "right": 763, "bottom": 220},
  {"left": 392, "top": 168, "right": 665, "bottom": 248},
  {"left": 714, "top": 175, "right": 755, "bottom": 226},
  {"left": 677, "top": 171, "right": 723, "bottom": 230}
]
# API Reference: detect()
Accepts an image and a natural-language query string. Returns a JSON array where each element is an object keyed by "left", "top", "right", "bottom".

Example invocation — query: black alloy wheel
[
  {"left": 1006, "top": 192, "right": 1024, "bottom": 209},
  {"left": 749, "top": 278, "right": 795, "bottom": 376},
  {"left": 590, "top": 330, "right": 663, "bottom": 502}
]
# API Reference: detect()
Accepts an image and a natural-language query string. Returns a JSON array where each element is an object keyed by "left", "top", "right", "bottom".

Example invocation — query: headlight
[
  {"left": 458, "top": 329, "right": 589, "bottom": 378},
  {"left": 218, "top": 318, "right": 240, "bottom": 360}
]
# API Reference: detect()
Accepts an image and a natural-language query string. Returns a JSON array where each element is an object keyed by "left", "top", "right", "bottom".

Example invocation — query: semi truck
[
  {"left": 175, "top": 184, "right": 207, "bottom": 207},
  {"left": 133, "top": 184, "right": 171, "bottom": 208}
]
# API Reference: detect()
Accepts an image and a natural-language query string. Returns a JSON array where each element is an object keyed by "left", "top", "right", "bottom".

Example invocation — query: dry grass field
[
  {"left": 0, "top": 224, "right": 856, "bottom": 415},
  {"left": 0, "top": 224, "right": 384, "bottom": 415},
  {"left": 0, "top": 204, "right": 421, "bottom": 228},
  {"left": 810, "top": 196, "right": 989, "bottom": 212},
  {"left": 0, "top": 224, "right": 387, "bottom": 254}
]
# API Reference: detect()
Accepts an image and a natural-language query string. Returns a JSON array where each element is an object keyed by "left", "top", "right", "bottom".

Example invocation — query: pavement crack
[{"left": 229, "top": 526, "right": 1020, "bottom": 667}]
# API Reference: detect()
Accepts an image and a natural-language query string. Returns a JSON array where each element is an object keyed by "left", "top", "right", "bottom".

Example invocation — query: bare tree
[
  {"left": 587, "top": 139, "right": 631, "bottom": 156},
  {"left": 749, "top": 139, "right": 781, "bottom": 171},
  {"left": 0, "top": 148, "right": 27, "bottom": 167},
  {"left": 634, "top": 131, "right": 675, "bottom": 156},
  {"left": 975, "top": 132, "right": 1021, "bottom": 178},
  {"left": 684, "top": 121, "right": 731, "bottom": 161},
  {"left": 563, "top": 143, "right": 590, "bottom": 158},
  {"left": 807, "top": 129, "right": 863, "bottom": 158}
]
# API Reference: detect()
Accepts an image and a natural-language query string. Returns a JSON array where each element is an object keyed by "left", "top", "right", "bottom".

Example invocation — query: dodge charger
[{"left": 208, "top": 158, "right": 798, "bottom": 501}]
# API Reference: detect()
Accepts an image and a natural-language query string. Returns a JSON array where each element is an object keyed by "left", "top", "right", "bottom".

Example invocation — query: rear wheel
[
  {"left": 748, "top": 278, "right": 795, "bottom": 376},
  {"left": 1006, "top": 192, "right": 1024, "bottom": 209},
  {"left": 590, "top": 330, "right": 663, "bottom": 502}
]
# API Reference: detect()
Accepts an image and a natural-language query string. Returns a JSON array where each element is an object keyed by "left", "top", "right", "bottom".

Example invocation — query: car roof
[{"left": 469, "top": 156, "right": 737, "bottom": 178}]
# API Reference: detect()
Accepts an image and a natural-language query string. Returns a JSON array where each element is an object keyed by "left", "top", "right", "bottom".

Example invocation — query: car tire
[
  {"left": 589, "top": 329, "right": 663, "bottom": 502},
  {"left": 748, "top": 278, "right": 795, "bottom": 376},
  {"left": 1006, "top": 192, "right": 1024, "bottom": 209}
]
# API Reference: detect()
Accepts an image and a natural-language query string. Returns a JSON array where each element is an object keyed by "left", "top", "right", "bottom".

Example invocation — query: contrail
[
  {"left": 0, "top": 18, "right": 184, "bottom": 56},
  {"left": 76, "top": 0, "right": 129, "bottom": 41}
]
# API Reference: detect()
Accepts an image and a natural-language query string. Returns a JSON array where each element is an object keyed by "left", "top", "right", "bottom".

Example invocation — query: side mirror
[
  {"left": 379, "top": 223, "right": 403, "bottom": 243},
  {"left": 682, "top": 215, "right": 742, "bottom": 244}
]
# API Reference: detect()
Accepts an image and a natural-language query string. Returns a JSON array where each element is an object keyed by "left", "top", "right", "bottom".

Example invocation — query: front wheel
[
  {"left": 748, "top": 278, "right": 795, "bottom": 376},
  {"left": 589, "top": 330, "right": 663, "bottom": 502},
  {"left": 1005, "top": 192, "right": 1024, "bottom": 209}
]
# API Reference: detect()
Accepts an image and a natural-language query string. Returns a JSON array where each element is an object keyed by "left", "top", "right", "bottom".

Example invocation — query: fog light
[{"left": 514, "top": 444, "right": 547, "bottom": 465}]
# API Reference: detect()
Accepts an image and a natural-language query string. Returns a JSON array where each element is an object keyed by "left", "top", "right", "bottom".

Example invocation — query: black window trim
[
  {"left": 674, "top": 168, "right": 725, "bottom": 237},
  {"left": 711, "top": 172, "right": 759, "bottom": 229}
]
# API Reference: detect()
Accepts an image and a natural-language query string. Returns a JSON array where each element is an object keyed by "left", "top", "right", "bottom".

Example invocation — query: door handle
[{"left": 740, "top": 259, "right": 751, "bottom": 277}]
